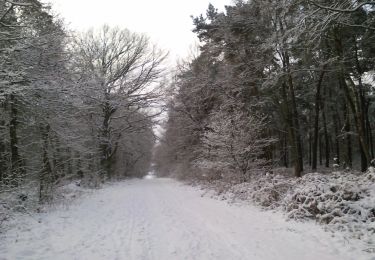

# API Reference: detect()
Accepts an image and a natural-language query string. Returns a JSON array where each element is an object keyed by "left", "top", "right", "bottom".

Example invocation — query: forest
[
  {"left": 0, "top": 0, "right": 374, "bottom": 215},
  {"left": 155, "top": 0, "right": 375, "bottom": 179},
  {"left": 0, "top": 0, "right": 166, "bottom": 206},
  {"left": 1, "top": 0, "right": 375, "bottom": 258}
]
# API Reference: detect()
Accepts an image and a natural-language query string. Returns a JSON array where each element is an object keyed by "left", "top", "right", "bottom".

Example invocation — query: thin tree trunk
[
  {"left": 333, "top": 111, "right": 341, "bottom": 165},
  {"left": 40, "top": 124, "right": 53, "bottom": 204},
  {"left": 334, "top": 32, "right": 370, "bottom": 170},
  {"left": 281, "top": 81, "right": 298, "bottom": 175},
  {"left": 283, "top": 131, "right": 289, "bottom": 168},
  {"left": 278, "top": 18, "right": 303, "bottom": 177},
  {"left": 322, "top": 84, "right": 330, "bottom": 168},
  {"left": 9, "top": 94, "right": 23, "bottom": 187},
  {"left": 344, "top": 103, "right": 353, "bottom": 168},
  {"left": 287, "top": 75, "right": 303, "bottom": 177},
  {"left": 319, "top": 133, "right": 323, "bottom": 166},
  {"left": 0, "top": 116, "right": 6, "bottom": 182},
  {"left": 354, "top": 36, "right": 371, "bottom": 169},
  {"left": 367, "top": 112, "right": 374, "bottom": 159},
  {"left": 322, "top": 105, "right": 330, "bottom": 168},
  {"left": 308, "top": 132, "right": 312, "bottom": 166},
  {"left": 100, "top": 97, "right": 114, "bottom": 178},
  {"left": 312, "top": 69, "right": 326, "bottom": 170}
]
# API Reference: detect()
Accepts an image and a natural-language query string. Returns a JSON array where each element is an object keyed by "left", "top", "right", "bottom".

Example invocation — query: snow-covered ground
[{"left": 0, "top": 178, "right": 372, "bottom": 260}]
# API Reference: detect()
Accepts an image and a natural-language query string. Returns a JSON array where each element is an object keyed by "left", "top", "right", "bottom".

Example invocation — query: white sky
[{"left": 42, "top": 0, "right": 233, "bottom": 65}]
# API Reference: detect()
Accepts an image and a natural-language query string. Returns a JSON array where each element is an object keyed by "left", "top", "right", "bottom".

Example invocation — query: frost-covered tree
[
  {"left": 1, "top": 3, "right": 163, "bottom": 209},
  {"left": 70, "top": 25, "right": 166, "bottom": 178},
  {"left": 196, "top": 110, "right": 273, "bottom": 182}
]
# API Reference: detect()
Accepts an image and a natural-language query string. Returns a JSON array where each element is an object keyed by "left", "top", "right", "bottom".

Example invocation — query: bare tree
[
  {"left": 70, "top": 25, "right": 167, "bottom": 177},
  {"left": 196, "top": 110, "right": 274, "bottom": 182}
]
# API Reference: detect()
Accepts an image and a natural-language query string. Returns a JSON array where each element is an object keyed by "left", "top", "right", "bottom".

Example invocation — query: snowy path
[{"left": 0, "top": 178, "right": 368, "bottom": 260}]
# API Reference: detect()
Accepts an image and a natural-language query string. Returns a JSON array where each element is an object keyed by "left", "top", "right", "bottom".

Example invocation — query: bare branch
[
  {"left": 5, "top": 0, "right": 33, "bottom": 6},
  {"left": 309, "top": 0, "right": 375, "bottom": 13}
]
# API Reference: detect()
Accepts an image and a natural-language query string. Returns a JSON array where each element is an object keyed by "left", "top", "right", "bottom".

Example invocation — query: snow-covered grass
[
  {"left": 0, "top": 182, "right": 40, "bottom": 232},
  {"left": 192, "top": 167, "right": 375, "bottom": 254},
  {"left": 0, "top": 180, "right": 93, "bottom": 235}
]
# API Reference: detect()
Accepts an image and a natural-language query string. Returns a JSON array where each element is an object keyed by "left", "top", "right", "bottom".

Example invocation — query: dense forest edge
[{"left": 153, "top": 0, "right": 375, "bottom": 248}]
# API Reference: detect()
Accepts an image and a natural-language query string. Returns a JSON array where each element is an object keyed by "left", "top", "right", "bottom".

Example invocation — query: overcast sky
[{"left": 42, "top": 0, "right": 233, "bottom": 64}]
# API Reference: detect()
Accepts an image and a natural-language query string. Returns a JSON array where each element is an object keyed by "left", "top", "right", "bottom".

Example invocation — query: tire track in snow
[{"left": 0, "top": 178, "right": 368, "bottom": 260}]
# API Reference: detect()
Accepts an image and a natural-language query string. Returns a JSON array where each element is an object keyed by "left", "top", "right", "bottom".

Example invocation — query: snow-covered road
[{"left": 0, "top": 178, "right": 368, "bottom": 260}]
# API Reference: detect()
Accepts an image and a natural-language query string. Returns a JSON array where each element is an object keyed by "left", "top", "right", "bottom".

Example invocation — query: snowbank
[
  {"left": 0, "top": 181, "right": 91, "bottom": 233},
  {"left": 284, "top": 169, "right": 375, "bottom": 247},
  {"left": 194, "top": 168, "right": 375, "bottom": 252}
]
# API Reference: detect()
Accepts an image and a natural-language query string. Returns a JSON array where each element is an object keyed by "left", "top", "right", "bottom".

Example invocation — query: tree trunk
[
  {"left": 366, "top": 112, "right": 374, "bottom": 159},
  {"left": 334, "top": 32, "right": 370, "bottom": 170},
  {"left": 312, "top": 69, "right": 326, "bottom": 170},
  {"left": 287, "top": 74, "right": 303, "bottom": 177},
  {"left": 9, "top": 94, "right": 23, "bottom": 187},
  {"left": 354, "top": 35, "right": 371, "bottom": 169},
  {"left": 319, "top": 133, "right": 323, "bottom": 166},
  {"left": 283, "top": 131, "right": 289, "bottom": 168},
  {"left": 344, "top": 104, "right": 353, "bottom": 168},
  {"left": 322, "top": 105, "right": 330, "bottom": 168},
  {"left": 333, "top": 111, "right": 341, "bottom": 165},
  {"left": 100, "top": 95, "right": 117, "bottom": 178},
  {"left": 0, "top": 122, "right": 5, "bottom": 183},
  {"left": 100, "top": 103, "right": 112, "bottom": 178},
  {"left": 39, "top": 124, "right": 53, "bottom": 203},
  {"left": 322, "top": 84, "right": 330, "bottom": 168},
  {"left": 280, "top": 81, "right": 299, "bottom": 176},
  {"left": 346, "top": 76, "right": 370, "bottom": 171},
  {"left": 308, "top": 132, "right": 312, "bottom": 166},
  {"left": 278, "top": 18, "right": 303, "bottom": 177}
]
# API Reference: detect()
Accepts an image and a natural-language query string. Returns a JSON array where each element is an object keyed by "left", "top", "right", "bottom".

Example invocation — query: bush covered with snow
[
  {"left": 0, "top": 181, "right": 91, "bottom": 232},
  {"left": 196, "top": 168, "right": 375, "bottom": 246},
  {"left": 283, "top": 168, "right": 375, "bottom": 242},
  {"left": 0, "top": 183, "right": 40, "bottom": 230},
  {"left": 227, "top": 174, "right": 294, "bottom": 208}
]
